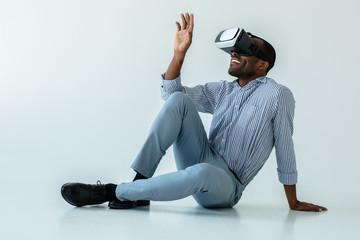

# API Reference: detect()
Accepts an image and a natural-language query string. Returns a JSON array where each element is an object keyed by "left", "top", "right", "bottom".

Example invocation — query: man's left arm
[{"left": 274, "top": 87, "right": 327, "bottom": 212}]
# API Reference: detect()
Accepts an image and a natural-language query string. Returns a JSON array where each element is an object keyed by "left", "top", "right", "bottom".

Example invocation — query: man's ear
[{"left": 258, "top": 60, "right": 269, "bottom": 73}]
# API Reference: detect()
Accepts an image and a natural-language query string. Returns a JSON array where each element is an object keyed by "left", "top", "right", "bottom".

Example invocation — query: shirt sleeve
[
  {"left": 161, "top": 73, "right": 221, "bottom": 114},
  {"left": 273, "top": 86, "right": 298, "bottom": 185}
]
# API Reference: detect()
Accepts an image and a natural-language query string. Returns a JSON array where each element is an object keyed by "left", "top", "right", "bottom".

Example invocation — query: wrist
[
  {"left": 173, "top": 51, "right": 186, "bottom": 61},
  {"left": 289, "top": 200, "right": 300, "bottom": 209},
  {"left": 283, "top": 184, "right": 298, "bottom": 209}
]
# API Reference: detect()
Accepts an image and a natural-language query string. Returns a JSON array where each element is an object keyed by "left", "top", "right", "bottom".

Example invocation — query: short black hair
[{"left": 250, "top": 35, "right": 276, "bottom": 73}]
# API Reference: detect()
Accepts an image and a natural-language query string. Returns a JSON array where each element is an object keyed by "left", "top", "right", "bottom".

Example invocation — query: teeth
[{"left": 232, "top": 59, "right": 240, "bottom": 64}]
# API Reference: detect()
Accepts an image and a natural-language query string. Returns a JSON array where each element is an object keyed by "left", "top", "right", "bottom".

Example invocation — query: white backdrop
[{"left": 1, "top": 0, "right": 359, "bottom": 212}]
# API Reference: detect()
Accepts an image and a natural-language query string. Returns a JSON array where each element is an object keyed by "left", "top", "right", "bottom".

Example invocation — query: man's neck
[
  {"left": 237, "top": 79, "right": 253, "bottom": 87},
  {"left": 237, "top": 74, "right": 265, "bottom": 87}
]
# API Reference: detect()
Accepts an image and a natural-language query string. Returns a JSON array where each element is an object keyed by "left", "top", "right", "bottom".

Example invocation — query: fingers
[
  {"left": 188, "top": 13, "right": 194, "bottom": 33},
  {"left": 185, "top": 13, "right": 190, "bottom": 30},
  {"left": 308, "top": 203, "right": 327, "bottom": 212},
  {"left": 309, "top": 204, "right": 322, "bottom": 212},
  {"left": 175, "top": 21, "right": 181, "bottom": 31},
  {"left": 176, "top": 13, "right": 194, "bottom": 32},
  {"left": 181, "top": 13, "right": 187, "bottom": 30},
  {"left": 317, "top": 205, "right": 328, "bottom": 212},
  {"left": 295, "top": 201, "right": 328, "bottom": 212}
]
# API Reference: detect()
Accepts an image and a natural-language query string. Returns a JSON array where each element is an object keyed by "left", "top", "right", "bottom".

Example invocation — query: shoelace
[{"left": 92, "top": 180, "right": 105, "bottom": 198}]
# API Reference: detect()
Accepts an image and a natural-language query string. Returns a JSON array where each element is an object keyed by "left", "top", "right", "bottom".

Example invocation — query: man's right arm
[
  {"left": 164, "top": 13, "right": 194, "bottom": 80},
  {"left": 162, "top": 13, "right": 221, "bottom": 114}
]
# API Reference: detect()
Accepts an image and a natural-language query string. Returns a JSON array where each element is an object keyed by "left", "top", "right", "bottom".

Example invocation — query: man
[{"left": 61, "top": 13, "right": 327, "bottom": 212}]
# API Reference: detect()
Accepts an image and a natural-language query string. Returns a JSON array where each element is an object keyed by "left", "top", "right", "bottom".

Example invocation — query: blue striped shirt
[{"left": 161, "top": 74, "right": 297, "bottom": 186}]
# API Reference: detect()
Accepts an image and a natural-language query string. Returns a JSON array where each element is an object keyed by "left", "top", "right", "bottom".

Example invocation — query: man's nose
[{"left": 231, "top": 51, "right": 240, "bottom": 57}]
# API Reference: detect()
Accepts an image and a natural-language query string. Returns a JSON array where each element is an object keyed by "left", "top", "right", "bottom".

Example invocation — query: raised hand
[
  {"left": 173, "top": 13, "right": 194, "bottom": 56},
  {"left": 164, "top": 13, "right": 194, "bottom": 80}
]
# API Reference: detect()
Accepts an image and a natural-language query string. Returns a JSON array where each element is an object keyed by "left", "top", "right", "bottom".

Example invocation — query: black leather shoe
[
  {"left": 108, "top": 199, "right": 150, "bottom": 209},
  {"left": 61, "top": 180, "right": 107, "bottom": 207}
]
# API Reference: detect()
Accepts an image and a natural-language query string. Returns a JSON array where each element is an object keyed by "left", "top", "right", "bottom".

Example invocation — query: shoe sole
[
  {"left": 108, "top": 201, "right": 137, "bottom": 209},
  {"left": 137, "top": 200, "right": 150, "bottom": 207},
  {"left": 108, "top": 200, "right": 150, "bottom": 209}
]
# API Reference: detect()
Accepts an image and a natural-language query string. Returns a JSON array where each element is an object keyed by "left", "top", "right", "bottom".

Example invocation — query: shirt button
[
  {"left": 235, "top": 104, "right": 239, "bottom": 108},
  {"left": 222, "top": 139, "right": 226, "bottom": 142},
  {"left": 241, "top": 88, "right": 245, "bottom": 91}
]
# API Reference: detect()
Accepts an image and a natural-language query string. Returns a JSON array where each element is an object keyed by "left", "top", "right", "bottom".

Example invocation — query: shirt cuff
[
  {"left": 161, "top": 73, "right": 183, "bottom": 99},
  {"left": 277, "top": 169, "right": 298, "bottom": 185}
]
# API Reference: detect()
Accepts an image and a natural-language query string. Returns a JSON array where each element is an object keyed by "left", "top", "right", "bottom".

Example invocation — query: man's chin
[
  {"left": 228, "top": 68, "right": 238, "bottom": 77},
  {"left": 228, "top": 68, "right": 234, "bottom": 76}
]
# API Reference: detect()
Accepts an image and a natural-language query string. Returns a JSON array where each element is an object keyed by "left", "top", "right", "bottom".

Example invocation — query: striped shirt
[{"left": 161, "top": 74, "right": 297, "bottom": 186}]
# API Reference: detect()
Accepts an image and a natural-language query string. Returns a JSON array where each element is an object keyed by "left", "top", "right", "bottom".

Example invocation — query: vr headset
[{"left": 215, "top": 28, "right": 271, "bottom": 64}]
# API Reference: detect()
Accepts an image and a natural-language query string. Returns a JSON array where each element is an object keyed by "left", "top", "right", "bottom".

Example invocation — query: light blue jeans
[{"left": 116, "top": 92, "right": 244, "bottom": 208}]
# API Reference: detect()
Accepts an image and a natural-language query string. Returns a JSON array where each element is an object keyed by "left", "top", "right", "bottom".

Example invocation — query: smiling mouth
[{"left": 231, "top": 59, "right": 241, "bottom": 64}]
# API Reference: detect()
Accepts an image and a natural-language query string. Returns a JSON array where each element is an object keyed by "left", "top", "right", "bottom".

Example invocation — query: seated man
[{"left": 61, "top": 13, "right": 327, "bottom": 212}]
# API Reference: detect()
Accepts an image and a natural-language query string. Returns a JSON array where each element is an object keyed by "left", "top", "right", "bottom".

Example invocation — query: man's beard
[{"left": 228, "top": 67, "right": 257, "bottom": 79}]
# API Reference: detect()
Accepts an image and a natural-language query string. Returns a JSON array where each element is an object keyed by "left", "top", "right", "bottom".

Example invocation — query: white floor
[
  {"left": 1, "top": 159, "right": 359, "bottom": 240},
  {"left": 1, "top": 196, "right": 358, "bottom": 240}
]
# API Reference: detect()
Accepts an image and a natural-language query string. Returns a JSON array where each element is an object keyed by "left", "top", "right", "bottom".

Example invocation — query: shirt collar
[
  {"left": 232, "top": 76, "right": 267, "bottom": 89},
  {"left": 255, "top": 76, "right": 267, "bottom": 84}
]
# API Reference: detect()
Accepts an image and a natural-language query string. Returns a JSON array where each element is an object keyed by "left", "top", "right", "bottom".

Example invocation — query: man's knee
[
  {"left": 168, "top": 91, "right": 187, "bottom": 100},
  {"left": 167, "top": 92, "right": 192, "bottom": 106},
  {"left": 184, "top": 163, "right": 215, "bottom": 186},
  {"left": 162, "top": 92, "right": 195, "bottom": 117}
]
